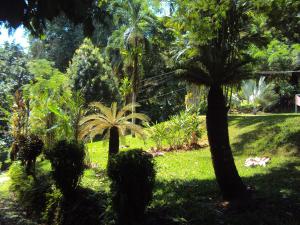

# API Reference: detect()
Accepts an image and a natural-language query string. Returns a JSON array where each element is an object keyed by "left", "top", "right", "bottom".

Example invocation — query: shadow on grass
[
  {"left": 147, "top": 160, "right": 300, "bottom": 225},
  {"left": 230, "top": 115, "right": 300, "bottom": 156}
]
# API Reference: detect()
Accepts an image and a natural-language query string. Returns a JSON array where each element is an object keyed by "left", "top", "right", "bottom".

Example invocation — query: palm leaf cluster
[{"left": 79, "top": 102, "right": 150, "bottom": 140}]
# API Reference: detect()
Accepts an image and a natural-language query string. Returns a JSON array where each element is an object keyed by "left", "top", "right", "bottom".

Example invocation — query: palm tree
[
  {"left": 79, "top": 102, "right": 150, "bottom": 157},
  {"left": 173, "top": 0, "right": 266, "bottom": 201},
  {"left": 107, "top": 0, "right": 158, "bottom": 126}
]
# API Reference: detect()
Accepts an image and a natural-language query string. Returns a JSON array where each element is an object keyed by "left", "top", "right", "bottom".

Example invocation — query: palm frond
[
  {"left": 116, "top": 102, "right": 140, "bottom": 120},
  {"left": 79, "top": 123, "right": 109, "bottom": 140},
  {"left": 119, "top": 123, "right": 145, "bottom": 137},
  {"left": 120, "top": 113, "right": 150, "bottom": 123},
  {"left": 89, "top": 102, "right": 114, "bottom": 122},
  {"left": 111, "top": 102, "right": 118, "bottom": 120},
  {"left": 79, "top": 114, "right": 110, "bottom": 126}
]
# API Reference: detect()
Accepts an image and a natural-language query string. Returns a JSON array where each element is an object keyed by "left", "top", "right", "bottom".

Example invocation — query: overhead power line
[
  {"left": 256, "top": 70, "right": 300, "bottom": 75},
  {"left": 140, "top": 71, "right": 176, "bottom": 82},
  {"left": 140, "top": 74, "right": 175, "bottom": 89},
  {"left": 139, "top": 87, "right": 186, "bottom": 103}
]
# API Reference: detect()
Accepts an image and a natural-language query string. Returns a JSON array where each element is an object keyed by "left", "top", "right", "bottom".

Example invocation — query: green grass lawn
[
  {"left": 82, "top": 114, "right": 300, "bottom": 225},
  {"left": 1, "top": 114, "right": 300, "bottom": 225}
]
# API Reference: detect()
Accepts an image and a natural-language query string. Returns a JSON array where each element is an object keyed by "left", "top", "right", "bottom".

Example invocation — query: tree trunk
[
  {"left": 206, "top": 85, "right": 248, "bottom": 201},
  {"left": 131, "top": 43, "right": 139, "bottom": 136},
  {"left": 109, "top": 126, "right": 119, "bottom": 157}
]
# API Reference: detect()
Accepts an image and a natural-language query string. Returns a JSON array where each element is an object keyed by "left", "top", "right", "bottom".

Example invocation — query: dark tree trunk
[
  {"left": 206, "top": 85, "right": 249, "bottom": 201},
  {"left": 109, "top": 126, "right": 119, "bottom": 157}
]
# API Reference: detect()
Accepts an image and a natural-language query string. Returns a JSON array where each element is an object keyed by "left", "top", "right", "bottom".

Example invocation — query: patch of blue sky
[{"left": 0, "top": 25, "right": 29, "bottom": 49}]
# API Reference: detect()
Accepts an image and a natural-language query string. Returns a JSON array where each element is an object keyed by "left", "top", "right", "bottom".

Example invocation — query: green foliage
[
  {"left": 107, "top": 149, "right": 156, "bottom": 225},
  {"left": 238, "top": 77, "right": 279, "bottom": 113},
  {"left": 45, "top": 140, "right": 86, "bottom": 197},
  {"left": 170, "top": 0, "right": 267, "bottom": 86},
  {"left": 9, "top": 162, "right": 53, "bottom": 216},
  {"left": 24, "top": 59, "right": 73, "bottom": 146},
  {"left": 0, "top": 42, "right": 32, "bottom": 95},
  {"left": 68, "top": 38, "right": 117, "bottom": 104},
  {"left": 147, "top": 111, "right": 202, "bottom": 150},
  {"left": 42, "top": 187, "right": 63, "bottom": 225},
  {"left": 145, "top": 122, "right": 168, "bottom": 149},
  {"left": 79, "top": 102, "right": 149, "bottom": 140},
  {"left": 106, "top": 0, "right": 160, "bottom": 106},
  {"left": 30, "top": 15, "right": 84, "bottom": 72},
  {"left": 0, "top": 43, "right": 31, "bottom": 155},
  {"left": 250, "top": 39, "right": 300, "bottom": 71}
]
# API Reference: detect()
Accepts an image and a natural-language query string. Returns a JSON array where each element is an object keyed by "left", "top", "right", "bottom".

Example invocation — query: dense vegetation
[{"left": 0, "top": 0, "right": 299, "bottom": 225}]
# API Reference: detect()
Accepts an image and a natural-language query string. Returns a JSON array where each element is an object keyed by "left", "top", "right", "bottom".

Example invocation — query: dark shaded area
[
  {"left": 0, "top": 0, "right": 95, "bottom": 36},
  {"left": 53, "top": 188, "right": 108, "bottom": 225},
  {"left": 147, "top": 161, "right": 300, "bottom": 225}
]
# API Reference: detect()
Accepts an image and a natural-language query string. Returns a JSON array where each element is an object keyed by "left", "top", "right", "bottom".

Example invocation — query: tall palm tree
[
  {"left": 79, "top": 102, "right": 150, "bottom": 157},
  {"left": 173, "top": 0, "right": 266, "bottom": 201},
  {"left": 107, "top": 0, "right": 158, "bottom": 125}
]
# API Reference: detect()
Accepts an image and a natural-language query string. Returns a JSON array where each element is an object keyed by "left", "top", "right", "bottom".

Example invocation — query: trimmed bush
[
  {"left": 107, "top": 149, "right": 156, "bottom": 225},
  {"left": 45, "top": 140, "right": 86, "bottom": 197}
]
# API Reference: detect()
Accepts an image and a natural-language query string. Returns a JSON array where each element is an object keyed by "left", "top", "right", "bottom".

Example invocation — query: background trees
[
  {"left": 30, "top": 15, "right": 84, "bottom": 72},
  {"left": 67, "top": 38, "right": 118, "bottom": 104}
]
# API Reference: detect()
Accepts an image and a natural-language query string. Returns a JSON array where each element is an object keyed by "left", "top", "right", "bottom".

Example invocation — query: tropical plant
[
  {"left": 147, "top": 111, "right": 202, "bottom": 150},
  {"left": 24, "top": 59, "right": 72, "bottom": 148},
  {"left": 107, "top": 0, "right": 159, "bottom": 126},
  {"left": 145, "top": 122, "right": 168, "bottom": 150},
  {"left": 240, "top": 77, "right": 278, "bottom": 114},
  {"left": 79, "top": 102, "right": 150, "bottom": 157}
]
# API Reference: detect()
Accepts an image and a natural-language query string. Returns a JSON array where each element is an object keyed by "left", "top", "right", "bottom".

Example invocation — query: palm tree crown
[
  {"left": 79, "top": 102, "right": 150, "bottom": 157},
  {"left": 79, "top": 102, "right": 149, "bottom": 139}
]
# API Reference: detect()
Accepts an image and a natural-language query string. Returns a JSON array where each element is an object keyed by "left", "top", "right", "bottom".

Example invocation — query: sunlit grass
[{"left": 1, "top": 114, "right": 299, "bottom": 225}]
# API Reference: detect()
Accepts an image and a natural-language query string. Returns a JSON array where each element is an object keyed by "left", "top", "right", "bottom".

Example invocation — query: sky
[{"left": 0, "top": 25, "right": 29, "bottom": 49}]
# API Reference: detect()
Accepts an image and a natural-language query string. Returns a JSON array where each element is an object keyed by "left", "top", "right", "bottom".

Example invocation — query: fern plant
[{"left": 79, "top": 102, "right": 149, "bottom": 157}]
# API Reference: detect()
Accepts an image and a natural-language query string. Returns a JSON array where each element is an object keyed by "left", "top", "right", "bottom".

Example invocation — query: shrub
[
  {"left": 9, "top": 162, "right": 53, "bottom": 217},
  {"left": 146, "top": 122, "right": 168, "bottom": 149},
  {"left": 147, "top": 111, "right": 202, "bottom": 150},
  {"left": 10, "top": 134, "right": 44, "bottom": 175},
  {"left": 45, "top": 140, "right": 86, "bottom": 197},
  {"left": 107, "top": 149, "right": 156, "bottom": 225}
]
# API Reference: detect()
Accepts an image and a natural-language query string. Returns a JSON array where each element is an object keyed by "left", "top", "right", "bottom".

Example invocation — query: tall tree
[
  {"left": 107, "top": 0, "right": 158, "bottom": 123},
  {"left": 0, "top": 42, "right": 31, "bottom": 144},
  {"left": 30, "top": 15, "right": 84, "bottom": 72},
  {"left": 171, "top": 0, "right": 267, "bottom": 201},
  {"left": 67, "top": 38, "right": 118, "bottom": 104}
]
